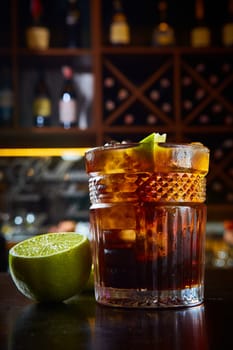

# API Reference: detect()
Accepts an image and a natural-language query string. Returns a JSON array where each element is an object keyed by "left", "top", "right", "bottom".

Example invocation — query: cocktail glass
[{"left": 85, "top": 139, "right": 209, "bottom": 308}]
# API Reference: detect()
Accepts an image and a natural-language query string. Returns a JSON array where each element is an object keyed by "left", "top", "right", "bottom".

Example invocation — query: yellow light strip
[{"left": 0, "top": 148, "right": 90, "bottom": 157}]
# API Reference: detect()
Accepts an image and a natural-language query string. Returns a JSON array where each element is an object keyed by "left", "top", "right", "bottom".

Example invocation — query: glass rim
[{"left": 85, "top": 141, "right": 210, "bottom": 155}]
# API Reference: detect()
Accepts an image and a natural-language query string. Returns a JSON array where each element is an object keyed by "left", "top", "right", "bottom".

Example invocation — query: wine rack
[
  {"left": 101, "top": 48, "right": 233, "bottom": 138},
  {"left": 181, "top": 54, "right": 233, "bottom": 127},
  {"left": 103, "top": 54, "right": 174, "bottom": 128}
]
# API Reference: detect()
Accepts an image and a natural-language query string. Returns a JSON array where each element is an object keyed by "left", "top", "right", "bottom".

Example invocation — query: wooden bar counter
[{"left": 1, "top": 269, "right": 233, "bottom": 350}]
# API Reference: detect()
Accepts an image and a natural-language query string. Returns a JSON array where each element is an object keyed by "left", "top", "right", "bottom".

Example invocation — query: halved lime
[{"left": 9, "top": 232, "right": 92, "bottom": 303}]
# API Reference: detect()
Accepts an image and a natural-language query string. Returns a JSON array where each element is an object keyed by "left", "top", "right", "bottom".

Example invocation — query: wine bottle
[
  {"left": 0, "top": 67, "right": 13, "bottom": 127},
  {"left": 33, "top": 72, "right": 52, "bottom": 127},
  {"left": 26, "top": 0, "right": 50, "bottom": 50},
  {"left": 59, "top": 66, "right": 78, "bottom": 129},
  {"left": 152, "top": 1, "right": 175, "bottom": 46},
  {"left": 190, "top": 0, "right": 211, "bottom": 47},
  {"left": 65, "top": 0, "right": 81, "bottom": 48},
  {"left": 222, "top": 0, "right": 233, "bottom": 47},
  {"left": 109, "top": 0, "right": 130, "bottom": 46}
]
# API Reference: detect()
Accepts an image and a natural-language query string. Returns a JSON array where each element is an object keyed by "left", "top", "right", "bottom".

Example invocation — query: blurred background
[{"left": 0, "top": 0, "right": 233, "bottom": 270}]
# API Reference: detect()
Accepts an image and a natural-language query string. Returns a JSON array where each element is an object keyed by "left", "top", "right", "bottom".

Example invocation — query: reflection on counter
[{"left": 94, "top": 303, "right": 208, "bottom": 349}]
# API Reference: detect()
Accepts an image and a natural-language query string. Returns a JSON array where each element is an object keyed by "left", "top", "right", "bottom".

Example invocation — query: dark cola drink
[{"left": 85, "top": 137, "right": 209, "bottom": 308}]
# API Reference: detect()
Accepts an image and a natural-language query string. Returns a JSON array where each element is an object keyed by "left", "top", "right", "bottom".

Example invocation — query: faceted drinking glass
[{"left": 85, "top": 141, "right": 209, "bottom": 308}]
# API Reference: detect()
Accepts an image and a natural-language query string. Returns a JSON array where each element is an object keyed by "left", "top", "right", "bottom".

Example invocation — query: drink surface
[
  {"left": 85, "top": 141, "right": 209, "bottom": 306},
  {"left": 85, "top": 142, "right": 209, "bottom": 175}
]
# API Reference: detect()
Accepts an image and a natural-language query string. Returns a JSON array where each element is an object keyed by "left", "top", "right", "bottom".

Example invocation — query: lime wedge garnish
[
  {"left": 138, "top": 133, "right": 168, "bottom": 170},
  {"left": 140, "top": 132, "right": 167, "bottom": 144}
]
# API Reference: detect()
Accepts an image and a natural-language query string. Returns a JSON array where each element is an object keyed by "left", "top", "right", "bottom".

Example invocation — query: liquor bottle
[
  {"left": 152, "top": 1, "right": 175, "bottom": 46},
  {"left": 222, "top": 0, "right": 233, "bottom": 47},
  {"left": 26, "top": 0, "right": 50, "bottom": 50},
  {"left": 109, "top": 0, "right": 130, "bottom": 46},
  {"left": 59, "top": 66, "right": 78, "bottom": 129},
  {"left": 0, "top": 67, "right": 13, "bottom": 127},
  {"left": 33, "top": 72, "right": 52, "bottom": 127},
  {"left": 65, "top": 0, "right": 81, "bottom": 48},
  {"left": 190, "top": 0, "right": 211, "bottom": 47}
]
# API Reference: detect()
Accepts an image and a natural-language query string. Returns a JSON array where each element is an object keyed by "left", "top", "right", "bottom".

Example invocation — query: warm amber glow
[
  {"left": 159, "top": 22, "right": 169, "bottom": 32},
  {"left": 0, "top": 148, "right": 90, "bottom": 157}
]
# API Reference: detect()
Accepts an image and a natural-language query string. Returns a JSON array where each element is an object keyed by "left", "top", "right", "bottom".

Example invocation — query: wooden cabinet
[{"left": 0, "top": 0, "right": 233, "bottom": 219}]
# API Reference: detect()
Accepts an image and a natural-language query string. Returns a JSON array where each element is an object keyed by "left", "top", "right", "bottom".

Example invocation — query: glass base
[{"left": 95, "top": 284, "right": 204, "bottom": 309}]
